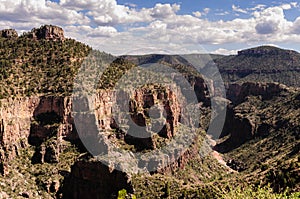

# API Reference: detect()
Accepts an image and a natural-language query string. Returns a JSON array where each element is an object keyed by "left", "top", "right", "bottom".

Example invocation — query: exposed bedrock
[
  {"left": 29, "top": 25, "right": 65, "bottom": 41},
  {"left": 0, "top": 84, "right": 197, "bottom": 198},
  {"left": 0, "top": 96, "right": 73, "bottom": 174},
  {"left": 226, "top": 82, "right": 288, "bottom": 104}
]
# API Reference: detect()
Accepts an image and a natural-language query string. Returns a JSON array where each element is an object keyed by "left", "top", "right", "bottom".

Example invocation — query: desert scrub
[
  {"left": 0, "top": 140, "right": 81, "bottom": 198},
  {"left": 223, "top": 185, "right": 300, "bottom": 199},
  {"left": 0, "top": 35, "right": 92, "bottom": 99}
]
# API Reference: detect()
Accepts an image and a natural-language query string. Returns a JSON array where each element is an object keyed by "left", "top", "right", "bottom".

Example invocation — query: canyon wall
[
  {"left": 226, "top": 82, "right": 288, "bottom": 104},
  {"left": 1, "top": 80, "right": 290, "bottom": 196},
  {"left": 214, "top": 82, "right": 298, "bottom": 153},
  {"left": 0, "top": 85, "right": 192, "bottom": 198},
  {"left": 0, "top": 96, "right": 73, "bottom": 174}
]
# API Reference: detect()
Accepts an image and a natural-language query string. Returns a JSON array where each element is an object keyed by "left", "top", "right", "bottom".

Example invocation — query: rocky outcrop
[
  {"left": 0, "top": 86, "right": 183, "bottom": 165},
  {"left": 62, "top": 134, "right": 203, "bottom": 198},
  {"left": 126, "top": 86, "right": 181, "bottom": 149},
  {"left": 0, "top": 96, "right": 73, "bottom": 175},
  {"left": 226, "top": 82, "right": 288, "bottom": 104},
  {"left": 29, "top": 25, "right": 65, "bottom": 41},
  {"left": 0, "top": 29, "right": 18, "bottom": 38},
  {"left": 90, "top": 86, "right": 182, "bottom": 152},
  {"left": 0, "top": 86, "right": 189, "bottom": 198},
  {"left": 226, "top": 159, "right": 246, "bottom": 172},
  {"left": 32, "top": 138, "right": 61, "bottom": 163}
]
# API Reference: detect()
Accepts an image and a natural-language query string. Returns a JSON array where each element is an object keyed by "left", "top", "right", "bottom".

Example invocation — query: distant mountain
[
  {"left": 211, "top": 46, "right": 300, "bottom": 87},
  {"left": 121, "top": 54, "right": 224, "bottom": 68},
  {"left": 122, "top": 46, "right": 300, "bottom": 87}
]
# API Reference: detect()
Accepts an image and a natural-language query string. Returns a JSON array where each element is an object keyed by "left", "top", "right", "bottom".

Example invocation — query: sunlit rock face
[{"left": 29, "top": 25, "right": 65, "bottom": 41}]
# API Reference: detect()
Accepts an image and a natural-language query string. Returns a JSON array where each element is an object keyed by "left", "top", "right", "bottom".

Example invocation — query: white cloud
[
  {"left": 150, "top": 3, "right": 180, "bottom": 19},
  {"left": 291, "top": 17, "right": 300, "bottom": 33},
  {"left": 1, "top": 0, "right": 300, "bottom": 55},
  {"left": 203, "top": 8, "right": 210, "bottom": 15},
  {"left": 253, "top": 7, "right": 290, "bottom": 35},
  {"left": 215, "top": 11, "right": 230, "bottom": 16},
  {"left": 0, "top": 0, "right": 90, "bottom": 27},
  {"left": 124, "top": 3, "right": 137, "bottom": 8},
  {"left": 87, "top": 26, "right": 118, "bottom": 37},
  {"left": 248, "top": 4, "right": 266, "bottom": 11},
  {"left": 193, "top": 11, "right": 202, "bottom": 18},
  {"left": 280, "top": 4, "right": 292, "bottom": 10},
  {"left": 232, "top": 5, "right": 248, "bottom": 14},
  {"left": 291, "top": 2, "right": 298, "bottom": 8},
  {"left": 211, "top": 48, "right": 237, "bottom": 55}
]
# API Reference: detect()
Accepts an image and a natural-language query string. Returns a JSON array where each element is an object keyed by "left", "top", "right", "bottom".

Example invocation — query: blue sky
[
  {"left": 117, "top": 0, "right": 300, "bottom": 20},
  {"left": 1, "top": 0, "right": 300, "bottom": 55}
]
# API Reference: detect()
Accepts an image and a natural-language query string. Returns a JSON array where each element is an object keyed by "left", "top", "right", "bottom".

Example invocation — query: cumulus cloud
[
  {"left": 0, "top": 0, "right": 300, "bottom": 55},
  {"left": 280, "top": 4, "right": 292, "bottom": 10},
  {"left": 87, "top": 26, "right": 118, "bottom": 37},
  {"left": 150, "top": 3, "right": 180, "bottom": 19},
  {"left": 0, "top": 0, "right": 89, "bottom": 26},
  {"left": 84, "top": 0, "right": 150, "bottom": 25},
  {"left": 291, "top": 17, "right": 300, "bottom": 33},
  {"left": 253, "top": 7, "right": 289, "bottom": 35},
  {"left": 255, "top": 21, "right": 279, "bottom": 34}
]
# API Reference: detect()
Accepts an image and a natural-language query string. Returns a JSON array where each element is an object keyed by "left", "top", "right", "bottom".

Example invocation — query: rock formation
[
  {"left": 1, "top": 25, "right": 298, "bottom": 197},
  {"left": 0, "top": 85, "right": 192, "bottom": 197},
  {"left": 29, "top": 25, "right": 65, "bottom": 41},
  {"left": 0, "top": 96, "right": 73, "bottom": 174},
  {"left": 226, "top": 82, "right": 288, "bottom": 104},
  {"left": 0, "top": 29, "right": 18, "bottom": 38}
]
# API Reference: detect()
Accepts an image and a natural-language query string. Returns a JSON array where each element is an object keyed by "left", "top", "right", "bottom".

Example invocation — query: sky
[{"left": 1, "top": 0, "right": 300, "bottom": 55}]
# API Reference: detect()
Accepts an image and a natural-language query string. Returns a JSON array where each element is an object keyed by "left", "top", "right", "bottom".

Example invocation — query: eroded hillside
[{"left": 0, "top": 25, "right": 299, "bottom": 199}]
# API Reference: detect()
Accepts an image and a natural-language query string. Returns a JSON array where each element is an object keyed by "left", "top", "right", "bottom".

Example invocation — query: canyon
[
  {"left": 0, "top": 25, "right": 299, "bottom": 198},
  {"left": 1, "top": 80, "right": 298, "bottom": 198}
]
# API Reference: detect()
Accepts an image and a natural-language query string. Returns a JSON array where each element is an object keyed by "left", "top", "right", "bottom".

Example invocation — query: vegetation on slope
[
  {"left": 212, "top": 46, "right": 300, "bottom": 86},
  {"left": 0, "top": 140, "right": 80, "bottom": 198},
  {"left": 218, "top": 89, "right": 300, "bottom": 195},
  {"left": 0, "top": 35, "right": 91, "bottom": 98}
]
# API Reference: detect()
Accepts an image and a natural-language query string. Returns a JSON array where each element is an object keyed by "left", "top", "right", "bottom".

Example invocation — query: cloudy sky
[{"left": 1, "top": 0, "right": 300, "bottom": 55}]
